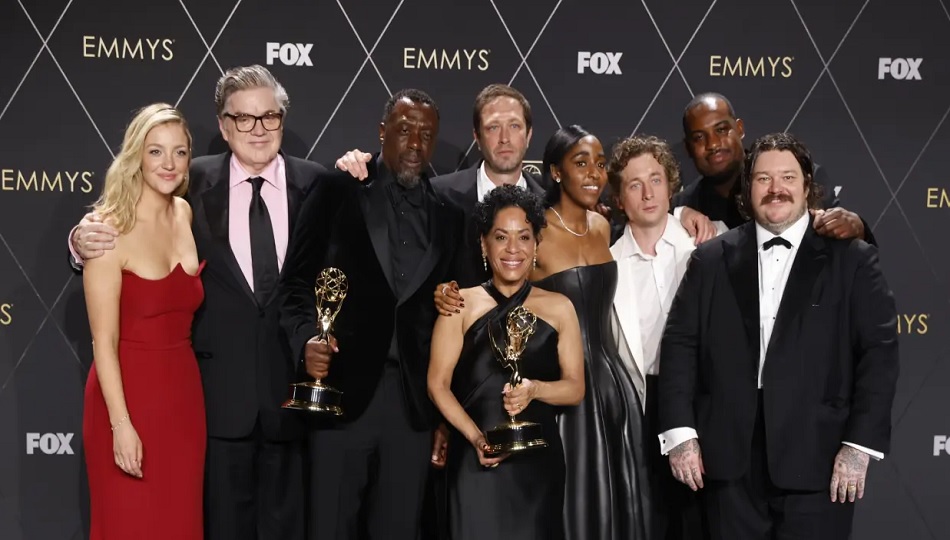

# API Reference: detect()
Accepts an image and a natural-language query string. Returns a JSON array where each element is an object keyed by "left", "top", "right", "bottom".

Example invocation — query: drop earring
[
  {"left": 483, "top": 254, "right": 488, "bottom": 272},
  {"left": 533, "top": 253, "right": 537, "bottom": 269}
]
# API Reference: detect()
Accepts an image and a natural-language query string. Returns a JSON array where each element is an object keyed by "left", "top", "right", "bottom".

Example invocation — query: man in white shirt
[
  {"left": 607, "top": 135, "right": 714, "bottom": 540},
  {"left": 658, "top": 132, "right": 899, "bottom": 540}
]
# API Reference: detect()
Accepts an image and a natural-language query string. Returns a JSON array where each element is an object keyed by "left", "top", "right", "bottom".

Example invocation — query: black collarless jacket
[{"left": 280, "top": 155, "right": 465, "bottom": 429}]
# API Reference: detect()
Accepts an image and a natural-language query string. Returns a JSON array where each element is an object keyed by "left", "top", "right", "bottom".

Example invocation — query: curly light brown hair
[{"left": 606, "top": 135, "right": 681, "bottom": 200}]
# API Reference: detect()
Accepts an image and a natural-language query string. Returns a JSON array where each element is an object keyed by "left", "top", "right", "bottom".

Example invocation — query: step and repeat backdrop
[{"left": 1, "top": 0, "right": 948, "bottom": 538}]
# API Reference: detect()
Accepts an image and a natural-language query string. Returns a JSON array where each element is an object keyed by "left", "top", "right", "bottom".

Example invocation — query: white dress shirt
[
  {"left": 476, "top": 161, "right": 527, "bottom": 202},
  {"left": 659, "top": 212, "right": 883, "bottom": 460}
]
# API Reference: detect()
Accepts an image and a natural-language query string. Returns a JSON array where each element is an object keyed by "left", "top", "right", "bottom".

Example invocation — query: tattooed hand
[
  {"left": 829, "top": 445, "right": 870, "bottom": 503},
  {"left": 669, "top": 438, "right": 705, "bottom": 491}
]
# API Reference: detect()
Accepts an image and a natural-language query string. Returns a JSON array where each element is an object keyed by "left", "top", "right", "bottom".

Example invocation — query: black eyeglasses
[{"left": 222, "top": 112, "right": 284, "bottom": 132}]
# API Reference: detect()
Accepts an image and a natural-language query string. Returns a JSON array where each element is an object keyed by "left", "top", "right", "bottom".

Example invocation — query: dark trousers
[
  {"left": 205, "top": 420, "right": 306, "bottom": 540},
  {"left": 308, "top": 364, "right": 432, "bottom": 540},
  {"left": 704, "top": 391, "right": 855, "bottom": 540},
  {"left": 646, "top": 374, "right": 708, "bottom": 540}
]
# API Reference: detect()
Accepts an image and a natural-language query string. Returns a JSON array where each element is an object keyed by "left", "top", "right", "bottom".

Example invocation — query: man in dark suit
[
  {"left": 280, "top": 88, "right": 463, "bottom": 540},
  {"left": 657, "top": 132, "right": 899, "bottom": 539},
  {"left": 672, "top": 92, "right": 875, "bottom": 245},
  {"left": 332, "top": 84, "right": 546, "bottom": 291},
  {"left": 69, "top": 65, "right": 322, "bottom": 540}
]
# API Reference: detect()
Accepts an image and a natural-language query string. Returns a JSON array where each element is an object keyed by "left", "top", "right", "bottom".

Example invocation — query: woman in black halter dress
[
  {"left": 428, "top": 186, "right": 585, "bottom": 540},
  {"left": 532, "top": 126, "right": 653, "bottom": 540}
]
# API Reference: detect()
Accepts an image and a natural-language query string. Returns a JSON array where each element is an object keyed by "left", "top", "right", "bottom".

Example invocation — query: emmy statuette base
[
  {"left": 485, "top": 420, "right": 548, "bottom": 456},
  {"left": 282, "top": 381, "right": 344, "bottom": 416}
]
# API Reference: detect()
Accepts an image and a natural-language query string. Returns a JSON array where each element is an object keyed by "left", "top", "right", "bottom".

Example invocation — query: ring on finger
[{"left": 441, "top": 285, "right": 449, "bottom": 295}]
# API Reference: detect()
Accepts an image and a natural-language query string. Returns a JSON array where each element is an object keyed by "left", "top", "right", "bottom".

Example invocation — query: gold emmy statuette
[
  {"left": 484, "top": 305, "right": 548, "bottom": 455},
  {"left": 282, "top": 267, "right": 348, "bottom": 415}
]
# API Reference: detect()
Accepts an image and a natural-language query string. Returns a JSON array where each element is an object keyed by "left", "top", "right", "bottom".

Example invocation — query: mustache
[{"left": 760, "top": 194, "right": 793, "bottom": 205}]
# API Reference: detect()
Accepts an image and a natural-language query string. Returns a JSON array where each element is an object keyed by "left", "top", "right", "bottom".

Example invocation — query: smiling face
[
  {"left": 551, "top": 135, "right": 607, "bottom": 208},
  {"left": 218, "top": 86, "right": 283, "bottom": 174},
  {"left": 140, "top": 122, "right": 190, "bottom": 197},
  {"left": 749, "top": 149, "right": 809, "bottom": 233},
  {"left": 380, "top": 97, "right": 439, "bottom": 187},
  {"left": 481, "top": 206, "right": 537, "bottom": 286}
]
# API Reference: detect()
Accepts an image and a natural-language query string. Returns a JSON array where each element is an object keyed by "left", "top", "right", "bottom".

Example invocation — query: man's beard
[
  {"left": 759, "top": 200, "right": 807, "bottom": 235},
  {"left": 486, "top": 155, "right": 523, "bottom": 175},
  {"left": 395, "top": 169, "right": 422, "bottom": 188}
]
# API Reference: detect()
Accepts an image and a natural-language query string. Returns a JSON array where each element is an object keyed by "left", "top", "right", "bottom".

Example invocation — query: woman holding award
[{"left": 428, "top": 185, "right": 584, "bottom": 540}]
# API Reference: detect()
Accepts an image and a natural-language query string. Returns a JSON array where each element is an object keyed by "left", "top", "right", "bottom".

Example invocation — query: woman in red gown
[{"left": 82, "top": 103, "right": 206, "bottom": 539}]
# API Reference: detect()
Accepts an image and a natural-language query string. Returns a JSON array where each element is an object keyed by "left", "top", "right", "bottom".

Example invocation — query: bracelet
[{"left": 111, "top": 414, "right": 130, "bottom": 431}]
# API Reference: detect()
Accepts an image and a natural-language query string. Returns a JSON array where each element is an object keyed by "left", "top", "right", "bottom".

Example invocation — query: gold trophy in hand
[
  {"left": 484, "top": 305, "right": 548, "bottom": 455},
  {"left": 282, "top": 267, "right": 348, "bottom": 415}
]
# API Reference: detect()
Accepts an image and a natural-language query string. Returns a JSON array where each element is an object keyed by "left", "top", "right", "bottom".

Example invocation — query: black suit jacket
[
  {"left": 280, "top": 156, "right": 464, "bottom": 430},
  {"left": 430, "top": 162, "right": 546, "bottom": 288},
  {"left": 189, "top": 151, "right": 325, "bottom": 441},
  {"left": 671, "top": 163, "right": 878, "bottom": 246},
  {"left": 658, "top": 220, "right": 899, "bottom": 490}
]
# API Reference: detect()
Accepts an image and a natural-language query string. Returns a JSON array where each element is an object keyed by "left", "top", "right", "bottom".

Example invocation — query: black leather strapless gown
[
  {"left": 534, "top": 261, "right": 652, "bottom": 540},
  {"left": 447, "top": 281, "right": 565, "bottom": 540}
]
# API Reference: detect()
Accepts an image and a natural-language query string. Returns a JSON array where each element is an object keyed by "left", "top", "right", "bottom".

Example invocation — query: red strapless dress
[{"left": 83, "top": 261, "right": 207, "bottom": 540}]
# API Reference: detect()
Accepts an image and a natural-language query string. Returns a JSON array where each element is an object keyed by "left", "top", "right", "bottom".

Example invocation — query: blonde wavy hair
[{"left": 92, "top": 103, "right": 193, "bottom": 233}]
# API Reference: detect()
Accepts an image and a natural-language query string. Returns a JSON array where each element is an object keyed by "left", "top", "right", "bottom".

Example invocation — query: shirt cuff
[
  {"left": 672, "top": 205, "right": 684, "bottom": 221},
  {"left": 68, "top": 226, "right": 84, "bottom": 267},
  {"left": 659, "top": 427, "right": 698, "bottom": 455},
  {"left": 843, "top": 441, "right": 884, "bottom": 461}
]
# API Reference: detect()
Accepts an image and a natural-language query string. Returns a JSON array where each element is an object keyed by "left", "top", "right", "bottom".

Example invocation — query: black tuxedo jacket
[
  {"left": 672, "top": 163, "right": 878, "bottom": 246},
  {"left": 280, "top": 156, "right": 465, "bottom": 430},
  {"left": 189, "top": 151, "right": 326, "bottom": 441},
  {"left": 430, "top": 162, "right": 546, "bottom": 288},
  {"left": 658, "top": 220, "right": 899, "bottom": 491}
]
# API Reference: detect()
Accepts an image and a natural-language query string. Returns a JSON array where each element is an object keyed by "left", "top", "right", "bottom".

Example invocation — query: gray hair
[{"left": 214, "top": 64, "right": 289, "bottom": 116}]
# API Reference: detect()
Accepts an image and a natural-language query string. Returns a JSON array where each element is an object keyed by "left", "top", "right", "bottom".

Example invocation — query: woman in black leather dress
[
  {"left": 428, "top": 185, "right": 585, "bottom": 540},
  {"left": 532, "top": 125, "right": 653, "bottom": 540}
]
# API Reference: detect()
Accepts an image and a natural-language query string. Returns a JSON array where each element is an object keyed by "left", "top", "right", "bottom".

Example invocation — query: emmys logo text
[
  {"left": 934, "top": 436, "right": 950, "bottom": 456},
  {"left": 403, "top": 48, "right": 490, "bottom": 71},
  {"left": 709, "top": 55, "right": 793, "bottom": 78},
  {"left": 897, "top": 313, "right": 929, "bottom": 335},
  {"left": 577, "top": 52, "right": 623, "bottom": 75},
  {"left": 926, "top": 188, "right": 949, "bottom": 208},
  {"left": 83, "top": 36, "right": 174, "bottom": 61},
  {"left": 878, "top": 58, "right": 922, "bottom": 80},
  {"left": 26, "top": 433, "right": 75, "bottom": 455},
  {"left": 266, "top": 43, "right": 313, "bottom": 67},
  {"left": 1, "top": 170, "right": 94, "bottom": 193},
  {"left": 0, "top": 304, "right": 11, "bottom": 326}
]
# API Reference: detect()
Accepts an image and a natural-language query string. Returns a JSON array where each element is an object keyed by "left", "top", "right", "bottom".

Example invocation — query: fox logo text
[
  {"left": 577, "top": 52, "right": 623, "bottom": 75},
  {"left": 266, "top": 43, "right": 313, "bottom": 67},
  {"left": 26, "top": 433, "right": 74, "bottom": 455},
  {"left": 934, "top": 436, "right": 950, "bottom": 456},
  {"left": 878, "top": 58, "right": 922, "bottom": 80}
]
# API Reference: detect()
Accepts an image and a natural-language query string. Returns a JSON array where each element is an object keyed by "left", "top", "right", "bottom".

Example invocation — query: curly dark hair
[
  {"left": 473, "top": 184, "right": 547, "bottom": 241},
  {"left": 737, "top": 132, "right": 824, "bottom": 220},
  {"left": 606, "top": 135, "right": 681, "bottom": 198}
]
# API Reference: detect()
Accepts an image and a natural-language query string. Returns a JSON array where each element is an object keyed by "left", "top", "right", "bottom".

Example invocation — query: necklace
[{"left": 551, "top": 206, "right": 590, "bottom": 237}]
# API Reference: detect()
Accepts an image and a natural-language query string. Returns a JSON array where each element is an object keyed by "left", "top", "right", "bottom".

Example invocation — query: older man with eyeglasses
[{"left": 67, "top": 65, "right": 328, "bottom": 540}]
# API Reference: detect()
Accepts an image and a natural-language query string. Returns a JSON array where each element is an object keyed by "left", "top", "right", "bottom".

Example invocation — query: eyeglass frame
[{"left": 221, "top": 111, "right": 284, "bottom": 132}]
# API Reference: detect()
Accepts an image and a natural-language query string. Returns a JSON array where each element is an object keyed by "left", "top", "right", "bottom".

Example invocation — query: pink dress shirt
[{"left": 229, "top": 155, "right": 289, "bottom": 291}]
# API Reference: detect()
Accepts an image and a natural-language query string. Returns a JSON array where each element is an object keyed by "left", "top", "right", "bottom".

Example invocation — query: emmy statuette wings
[
  {"left": 484, "top": 305, "right": 549, "bottom": 456},
  {"left": 282, "top": 267, "right": 348, "bottom": 415}
]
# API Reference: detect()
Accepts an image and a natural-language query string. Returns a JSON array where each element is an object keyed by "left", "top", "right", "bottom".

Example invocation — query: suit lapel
[
  {"left": 767, "top": 226, "right": 827, "bottom": 355},
  {"left": 399, "top": 185, "right": 446, "bottom": 306},
  {"left": 724, "top": 223, "right": 760, "bottom": 356},
  {"left": 283, "top": 153, "right": 307, "bottom": 243},
  {"left": 199, "top": 153, "right": 256, "bottom": 304},
  {"left": 611, "top": 237, "right": 645, "bottom": 381},
  {"left": 359, "top": 159, "right": 397, "bottom": 295}
]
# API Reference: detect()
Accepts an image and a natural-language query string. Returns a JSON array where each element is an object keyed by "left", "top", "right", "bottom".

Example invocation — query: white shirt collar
[
  {"left": 476, "top": 161, "right": 527, "bottom": 202},
  {"left": 754, "top": 210, "right": 810, "bottom": 251}
]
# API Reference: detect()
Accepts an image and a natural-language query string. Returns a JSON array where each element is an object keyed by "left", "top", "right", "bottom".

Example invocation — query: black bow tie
[{"left": 763, "top": 236, "right": 792, "bottom": 250}]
